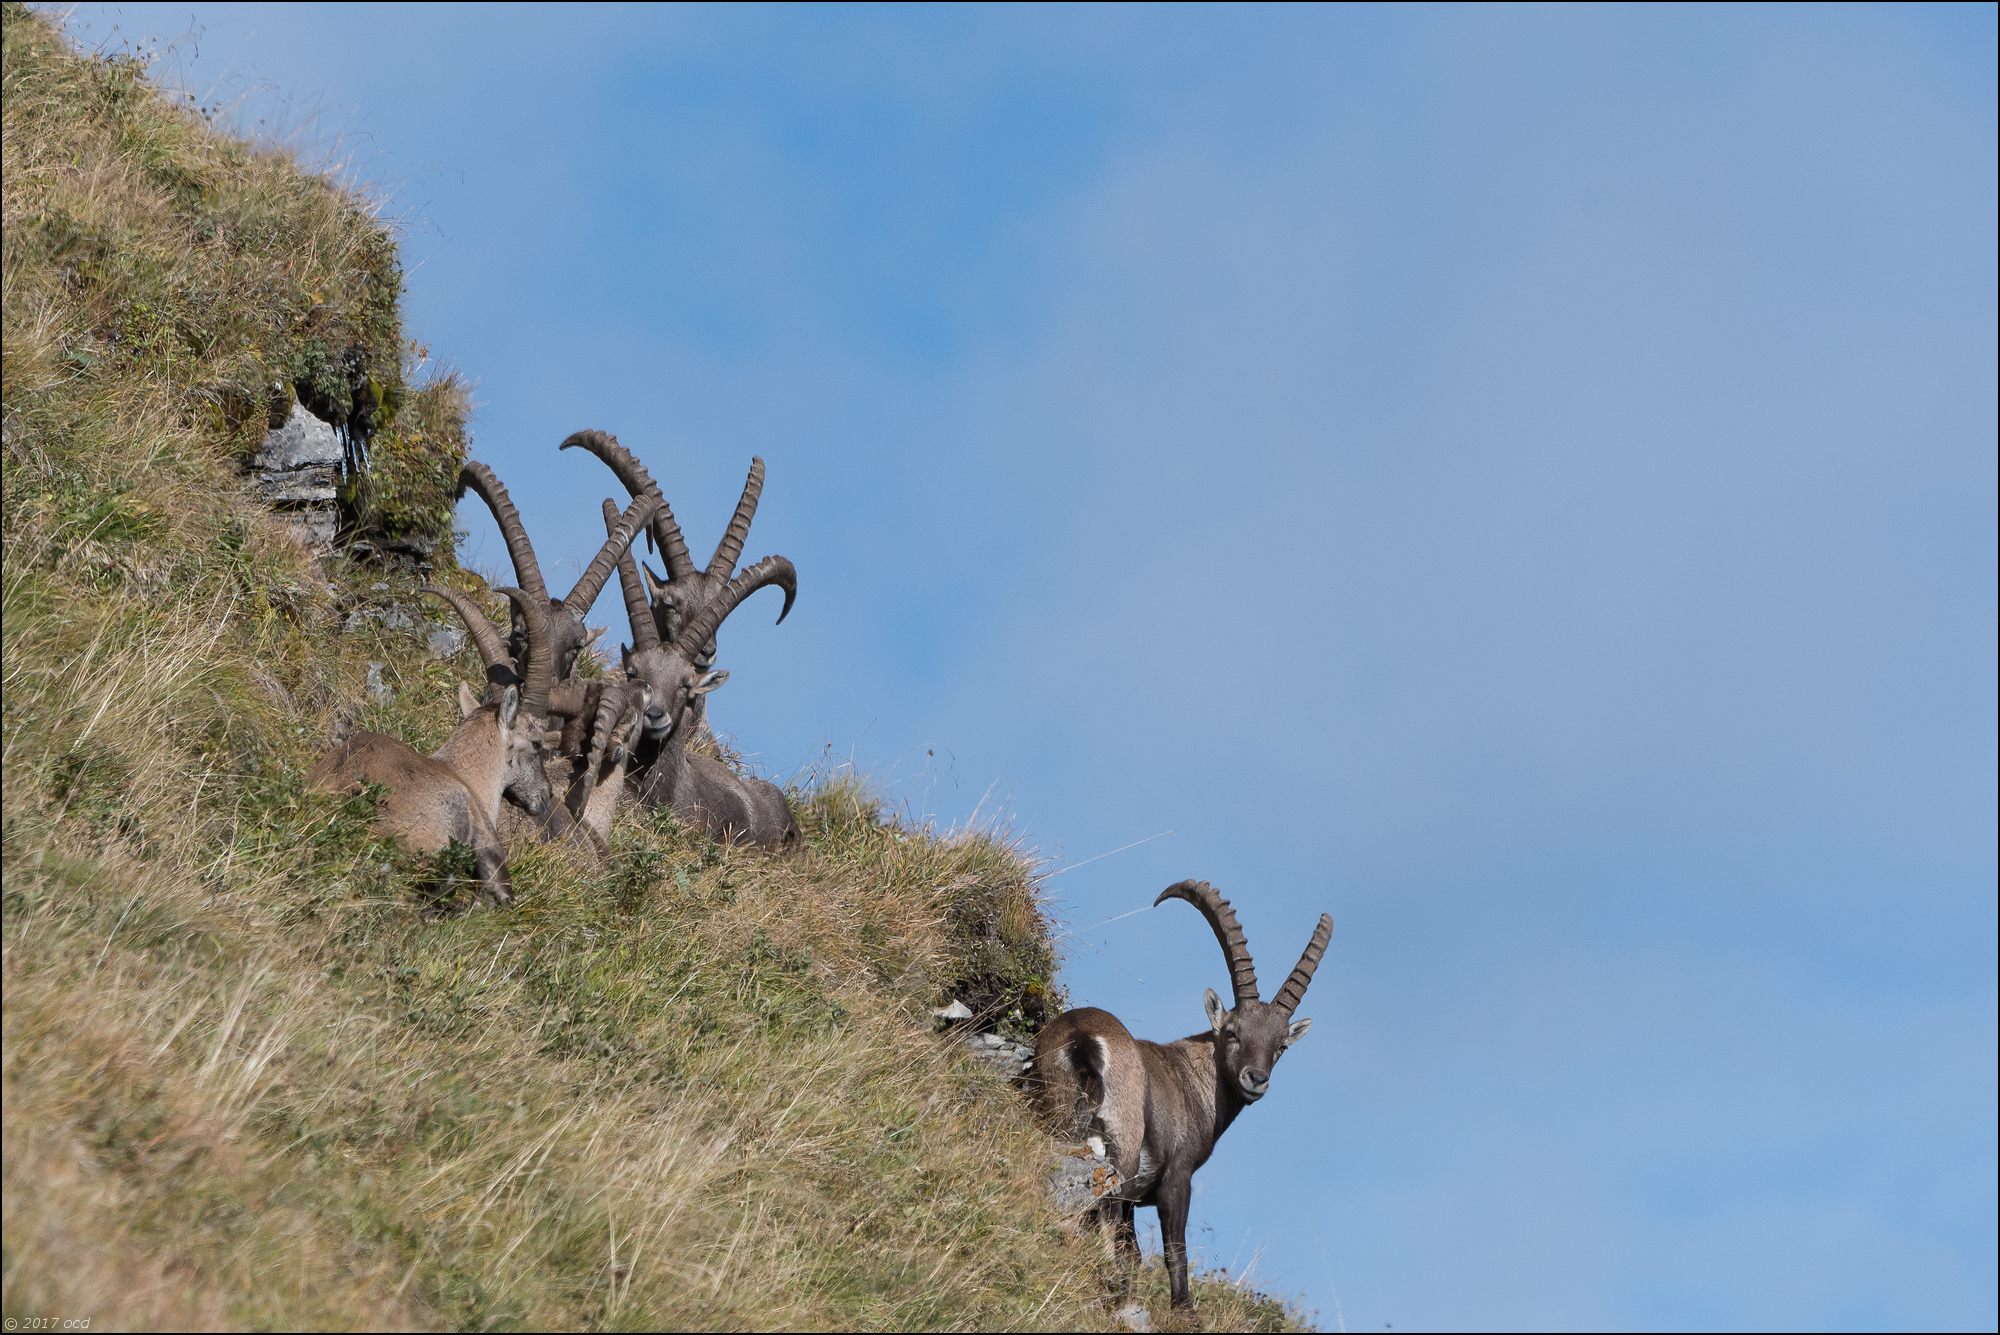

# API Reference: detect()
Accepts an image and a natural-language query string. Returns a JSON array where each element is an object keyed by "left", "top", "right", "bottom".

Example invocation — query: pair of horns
[
  {"left": 567, "top": 677, "right": 641, "bottom": 817},
  {"left": 459, "top": 461, "right": 660, "bottom": 621},
  {"left": 1154, "top": 880, "right": 1332, "bottom": 1017},
  {"left": 564, "top": 429, "right": 767, "bottom": 585},
  {"left": 575, "top": 431, "right": 796, "bottom": 655},
  {"left": 423, "top": 583, "right": 553, "bottom": 716}
]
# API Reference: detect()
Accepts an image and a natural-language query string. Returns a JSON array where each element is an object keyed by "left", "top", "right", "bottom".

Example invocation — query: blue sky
[{"left": 59, "top": 4, "right": 1997, "bottom": 1329}]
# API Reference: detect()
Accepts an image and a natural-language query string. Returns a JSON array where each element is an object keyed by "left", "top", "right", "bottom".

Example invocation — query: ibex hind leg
[
  {"left": 1100, "top": 1198, "right": 1140, "bottom": 1298},
  {"left": 474, "top": 843, "right": 513, "bottom": 907}
]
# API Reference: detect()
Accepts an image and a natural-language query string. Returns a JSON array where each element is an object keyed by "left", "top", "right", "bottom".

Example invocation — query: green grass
[{"left": 0, "top": 7, "right": 1310, "bottom": 1329}]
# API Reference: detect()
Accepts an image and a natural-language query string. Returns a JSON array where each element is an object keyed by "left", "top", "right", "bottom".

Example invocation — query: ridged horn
[
  {"left": 1153, "top": 880, "right": 1260, "bottom": 1007},
  {"left": 458, "top": 462, "right": 548, "bottom": 605},
  {"left": 422, "top": 585, "right": 509, "bottom": 676},
  {"left": 564, "top": 491, "right": 660, "bottom": 616},
  {"left": 560, "top": 429, "right": 696, "bottom": 581},
  {"left": 707, "top": 455, "right": 765, "bottom": 579},
  {"left": 602, "top": 500, "right": 661, "bottom": 651},
  {"left": 1271, "top": 914, "right": 1333, "bottom": 1017},
  {"left": 549, "top": 679, "right": 602, "bottom": 719},
  {"left": 496, "top": 586, "right": 551, "bottom": 717},
  {"left": 570, "top": 680, "right": 626, "bottom": 817},
  {"left": 673, "top": 554, "right": 797, "bottom": 658}
]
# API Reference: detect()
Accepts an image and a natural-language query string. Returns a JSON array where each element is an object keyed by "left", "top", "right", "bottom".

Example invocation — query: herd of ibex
[{"left": 306, "top": 430, "right": 1333, "bottom": 1314}]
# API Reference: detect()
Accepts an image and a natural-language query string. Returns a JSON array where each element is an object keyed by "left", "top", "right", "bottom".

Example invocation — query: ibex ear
[
  {"left": 497, "top": 684, "right": 521, "bottom": 729},
  {"left": 643, "top": 564, "right": 670, "bottom": 600},
  {"left": 1286, "top": 1016, "right": 1313, "bottom": 1045},
  {"left": 1203, "top": 988, "right": 1226, "bottom": 1033},
  {"left": 457, "top": 682, "right": 481, "bottom": 719},
  {"left": 691, "top": 668, "right": 730, "bottom": 697}
]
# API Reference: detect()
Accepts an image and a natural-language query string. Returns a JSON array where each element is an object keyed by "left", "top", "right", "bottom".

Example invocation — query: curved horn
[
  {"left": 458, "top": 462, "right": 548, "bottom": 605},
  {"left": 560, "top": 429, "right": 696, "bottom": 581},
  {"left": 496, "top": 586, "right": 551, "bottom": 717},
  {"left": 1153, "top": 880, "right": 1260, "bottom": 1007},
  {"left": 1271, "top": 914, "right": 1333, "bottom": 1017},
  {"left": 570, "top": 680, "right": 626, "bottom": 817},
  {"left": 602, "top": 500, "right": 661, "bottom": 651},
  {"left": 422, "top": 585, "right": 509, "bottom": 674},
  {"left": 707, "top": 455, "right": 765, "bottom": 579},
  {"left": 673, "top": 554, "right": 797, "bottom": 657},
  {"left": 564, "top": 491, "right": 661, "bottom": 615}
]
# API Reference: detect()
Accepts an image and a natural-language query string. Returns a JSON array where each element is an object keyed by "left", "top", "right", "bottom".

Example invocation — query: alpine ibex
[
  {"left": 599, "top": 493, "right": 800, "bottom": 849},
  {"left": 1031, "top": 880, "right": 1333, "bottom": 1311},
  {"left": 308, "top": 586, "right": 557, "bottom": 905},
  {"left": 563, "top": 428, "right": 795, "bottom": 740}
]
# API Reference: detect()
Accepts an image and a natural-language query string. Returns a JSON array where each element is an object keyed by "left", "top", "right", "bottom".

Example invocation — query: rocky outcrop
[{"left": 251, "top": 400, "right": 344, "bottom": 550}]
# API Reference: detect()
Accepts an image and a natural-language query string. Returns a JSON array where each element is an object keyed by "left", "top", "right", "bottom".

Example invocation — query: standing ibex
[
  {"left": 308, "top": 586, "right": 557, "bottom": 905},
  {"left": 1031, "top": 880, "right": 1333, "bottom": 1311},
  {"left": 562, "top": 428, "right": 795, "bottom": 741},
  {"left": 598, "top": 491, "right": 800, "bottom": 849}
]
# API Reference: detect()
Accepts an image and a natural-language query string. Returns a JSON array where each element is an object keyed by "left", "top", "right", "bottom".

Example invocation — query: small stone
[
  {"left": 380, "top": 607, "right": 415, "bottom": 632},
  {"left": 365, "top": 661, "right": 391, "bottom": 704},
  {"left": 428, "top": 624, "right": 466, "bottom": 658},
  {"left": 1114, "top": 1302, "right": 1151, "bottom": 1332},
  {"left": 932, "top": 1000, "right": 973, "bottom": 1022}
]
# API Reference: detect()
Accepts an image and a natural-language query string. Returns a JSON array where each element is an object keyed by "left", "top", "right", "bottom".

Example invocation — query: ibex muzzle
[{"left": 1030, "top": 880, "right": 1332, "bottom": 1311}]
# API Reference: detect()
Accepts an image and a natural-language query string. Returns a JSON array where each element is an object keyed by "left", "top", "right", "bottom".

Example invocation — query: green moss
[{"left": 343, "top": 361, "right": 470, "bottom": 557}]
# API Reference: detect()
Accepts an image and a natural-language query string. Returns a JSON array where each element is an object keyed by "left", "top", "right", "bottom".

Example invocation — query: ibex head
[
  {"left": 1155, "top": 880, "right": 1331, "bottom": 1104},
  {"left": 594, "top": 493, "right": 794, "bottom": 744},
  {"left": 427, "top": 584, "right": 558, "bottom": 820}
]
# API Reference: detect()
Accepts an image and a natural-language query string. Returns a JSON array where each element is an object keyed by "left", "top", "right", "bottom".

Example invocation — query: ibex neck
[
  {"left": 635, "top": 724, "right": 694, "bottom": 808},
  {"left": 1164, "top": 1031, "right": 1247, "bottom": 1146},
  {"left": 433, "top": 711, "right": 506, "bottom": 829}
]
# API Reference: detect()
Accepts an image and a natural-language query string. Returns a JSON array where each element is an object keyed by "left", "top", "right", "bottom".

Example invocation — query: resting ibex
[
  {"left": 563, "top": 429, "right": 795, "bottom": 741},
  {"left": 308, "top": 586, "right": 557, "bottom": 904},
  {"left": 1031, "top": 880, "right": 1333, "bottom": 1311},
  {"left": 599, "top": 494, "right": 800, "bottom": 849}
]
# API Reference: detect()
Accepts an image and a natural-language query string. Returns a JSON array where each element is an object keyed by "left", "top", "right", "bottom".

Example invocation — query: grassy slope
[{"left": 0, "top": 8, "right": 1306, "bottom": 1330}]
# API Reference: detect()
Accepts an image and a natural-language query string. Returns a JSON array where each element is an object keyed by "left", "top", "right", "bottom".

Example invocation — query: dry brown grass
[{"left": 0, "top": 7, "right": 1310, "bottom": 1329}]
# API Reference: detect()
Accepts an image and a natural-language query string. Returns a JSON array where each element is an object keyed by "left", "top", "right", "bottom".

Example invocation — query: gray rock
[
  {"left": 279, "top": 507, "right": 338, "bottom": 551},
  {"left": 1048, "top": 1144, "right": 1122, "bottom": 1217},
  {"left": 380, "top": 607, "right": 415, "bottom": 632},
  {"left": 256, "top": 465, "right": 338, "bottom": 503},
  {"left": 428, "top": 624, "right": 467, "bottom": 658},
  {"left": 933, "top": 1000, "right": 974, "bottom": 1023},
  {"left": 254, "top": 402, "right": 343, "bottom": 472},
  {"left": 1113, "top": 1302, "right": 1151, "bottom": 1332},
  {"left": 365, "top": 661, "right": 391, "bottom": 704}
]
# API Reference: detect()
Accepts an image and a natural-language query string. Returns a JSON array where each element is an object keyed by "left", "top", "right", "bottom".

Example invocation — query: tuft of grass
[{"left": 1, "top": 7, "right": 1311, "bottom": 1330}]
